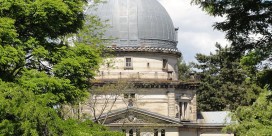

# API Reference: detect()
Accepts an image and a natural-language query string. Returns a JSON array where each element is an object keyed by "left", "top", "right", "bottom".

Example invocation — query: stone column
[
  {"left": 182, "top": 102, "right": 185, "bottom": 120},
  {"left": 167, "top": 89, "right": 176, "bottom": 118}
]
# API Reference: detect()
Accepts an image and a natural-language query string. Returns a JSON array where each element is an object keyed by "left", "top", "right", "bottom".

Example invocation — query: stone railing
[{"left": 95, "top": 71, "right": 177, "bottom": 81}]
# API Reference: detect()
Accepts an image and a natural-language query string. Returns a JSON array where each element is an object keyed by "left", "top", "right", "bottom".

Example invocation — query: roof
[
  {"left": 86, "top": 0, "right": 178, "bottom": 49},
  {"left": 197, "top": 111, "right": 233, "bottom": 124}
]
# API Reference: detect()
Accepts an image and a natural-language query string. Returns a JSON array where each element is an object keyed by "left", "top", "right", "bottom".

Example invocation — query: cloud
[{"left": 158, "top": 0, "right": 229, "bottom": 62}]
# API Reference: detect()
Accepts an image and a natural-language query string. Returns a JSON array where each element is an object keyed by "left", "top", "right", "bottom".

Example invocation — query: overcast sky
[{"left": 158, "top": 0, "right": 229, "bottom": 62}]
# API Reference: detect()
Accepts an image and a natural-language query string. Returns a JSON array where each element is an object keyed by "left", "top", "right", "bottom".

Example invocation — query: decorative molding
[
  {"left": 106, "top": 46, "right": 181, "bottom": 56},
  {"left": 180, "top": 93, "right": 192, "bottom": 100},
  {"left": 91, "top": 80, "right": 199, "bottom": 90},
  {"left": 113, "top": 116, "right": 146, "bottom": 124},
  {"left": 98, "top": 107, "right": 182, "bottom": 125}
]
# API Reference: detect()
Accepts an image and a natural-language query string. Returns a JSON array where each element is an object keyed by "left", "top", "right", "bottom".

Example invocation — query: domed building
[
  {"left": 87, "top": 0, "right": 180, "bottom": 80},
  {"left": 82, "top": 0, "right": 234, "bottom": 136}
]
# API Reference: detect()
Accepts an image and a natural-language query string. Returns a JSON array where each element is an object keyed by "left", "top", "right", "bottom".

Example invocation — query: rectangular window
[
  {"left": 125, "top": 57, "right": 133, "bottom": 70},
  {"left": 154, "top": 129, "right": 158, "bottom": 136},
  {"left": 167, "top": 71, "right": 173, "bottom": 80},
  {"left": 162, "top": 59, "right": 168, "bottom": 70},
  {"left": 129, "top": 129, "right": 133, "bottom": 136},
  {"left": 126, "top": 58, "right": 132, "bottom": 67},
  {"left": 161, "top": 129, "right": 165, "bottom": 136},
  {"left": 130, "top": 93, "right": 135, "bottom": 98}
]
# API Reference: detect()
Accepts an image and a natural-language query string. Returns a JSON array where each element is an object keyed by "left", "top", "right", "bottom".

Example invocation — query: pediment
[{"left": 98, "top": 107, "right": 180, "bottom": 125}]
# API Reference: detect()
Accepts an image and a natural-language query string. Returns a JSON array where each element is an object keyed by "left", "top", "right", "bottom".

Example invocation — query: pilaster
[
  {"left": 167, "top": 88, "right": 176, "bottom": 118},
  {"left": 191, "top": 90, "right": 197, "bottom": 121}
]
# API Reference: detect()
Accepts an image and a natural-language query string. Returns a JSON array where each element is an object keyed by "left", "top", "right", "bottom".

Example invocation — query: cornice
[
  {"left": 106, "top": 46, "right": 181, "bottom": 57},
  {"left": 91, "top": 79, "right": 199, "bottom": 90}
]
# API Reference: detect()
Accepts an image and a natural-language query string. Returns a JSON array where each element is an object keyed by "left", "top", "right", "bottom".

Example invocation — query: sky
[{"left": 158, "top": 0, "right": 229, "bottom": 62}]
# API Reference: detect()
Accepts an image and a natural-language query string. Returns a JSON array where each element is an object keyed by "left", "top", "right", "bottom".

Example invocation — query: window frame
[
  {"left": 162, "top": 59, "right": 168, "bottom": 71},
  {"left": 124, "top": 57, "right": 133, "bottom": 70},
  {"left": 129, "top": 129, "right": 133, "bottom": 136},
  {"left": 161, "top": 129, "right": 165, "bottom": 136}
]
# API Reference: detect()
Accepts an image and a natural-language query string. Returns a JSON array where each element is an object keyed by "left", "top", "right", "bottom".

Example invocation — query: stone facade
[
  {"left": 81, "top": 52, "right": 232, "bottom": 135},
  {"left": 83, "top": 81, "right": 198, "bottom": 121},
  {"left": 96, "top": 51, "right": 180, "bottom": 81},
  {"left": 83, "top": 0, "right": 234, "bottom": 135}
]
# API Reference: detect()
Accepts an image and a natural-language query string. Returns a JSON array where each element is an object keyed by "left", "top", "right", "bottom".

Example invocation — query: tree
[
  {"left": 0, "top": 79, "right": 124, "bottom": 136},
  {"left": 191, "top": 0, "right": 272, "bottom": 58},
  {"left": 194, "top": 44, "right": 261, "bottom": 111},
  {"left": 88, "top": 80, "right": 134, "bottom": 124},
  {"left": 191, "top": 0, "right": 272, "bottom": 133},
  {"left": 191, "top": 0, "right": 272, "bottom": 86},
  {"left": 224, "top": 89, "right": 272, "bottom": 136},
  {"left": 0, "top": 0, "right": 123, "bottom": 135},
  {"left": 177, "top": 57, "right": 192, "bottom": 81}
]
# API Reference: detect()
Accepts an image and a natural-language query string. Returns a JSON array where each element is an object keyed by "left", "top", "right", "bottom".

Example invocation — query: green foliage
[
  {"left": 0, "top": 0, "right": 86, "bottom": 41},
  {"left": 177, "top": 57, "right": 192, "bottom": 81},
  {"left": 191, "top": 0, "right": 272, "bottom": 56},
  {"left": 256, "top": 69, "right": 272, "bottom": 90},
  {"left": 195, "top": 44, "right": 261, "bottom": 111},
  {"left": 0, "top": 80, "right": 62, "bottom": 135},
  {"left": 224, "top": 89, "right": 272, "bottom": 136},
  {"left": 0, "top": 0, "right": 123, "bottom": 135},
  {"left": 0, "top": 79, "right": 124, "bottom": 136},
  {"left": 192, "top": 0, "right": 272, "bottom": 88},
  {"left": 59, "top": 119, "right": 124, "bottom": 136},
  {"left": 53, "top": 44, "right": 101, "bottom": 89},
  {"left": 18, "top": 70, "right": 83, "bottom": 105},
  {"left": 192, "top": 0, "right": 272, "bottom": 134},
  {"left": 0, "top": 17, "right": 18, "bottom": 44}
]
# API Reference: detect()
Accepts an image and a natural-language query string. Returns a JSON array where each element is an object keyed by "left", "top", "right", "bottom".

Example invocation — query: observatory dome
[{"left": 86, "top": 0, "right": 178, "bottom": 49}]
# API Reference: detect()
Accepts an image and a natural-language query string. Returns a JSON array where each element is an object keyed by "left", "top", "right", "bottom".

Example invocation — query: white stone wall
[
  {"left": 83, "top": 88, "right": 170, "bottom": 117},
  {"left": 82, "top": 88, "right": 197, "bottom": 121},
  {"left": 96, "top": 52, "right": 179, "bottom": 80},
  {"left": 165, "top": 127, "right": 179, "bottom": 136}
]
